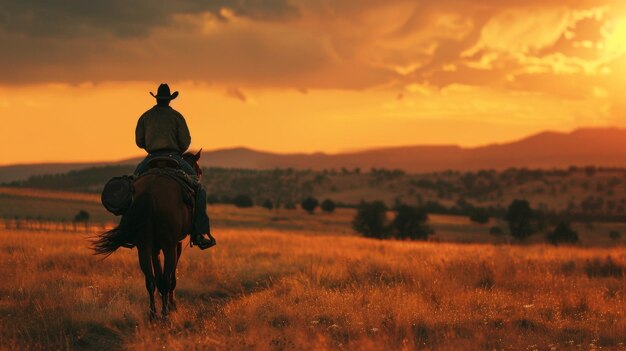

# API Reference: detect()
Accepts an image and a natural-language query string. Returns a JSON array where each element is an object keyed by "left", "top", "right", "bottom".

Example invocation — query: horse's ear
[{"left": 194, "top": 149, "right": 202, "bottom": 161}]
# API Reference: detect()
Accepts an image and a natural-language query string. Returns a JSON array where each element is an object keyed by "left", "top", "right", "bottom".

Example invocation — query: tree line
[{"left": 350, "top": 198, "right": 621, "bottom": 245}]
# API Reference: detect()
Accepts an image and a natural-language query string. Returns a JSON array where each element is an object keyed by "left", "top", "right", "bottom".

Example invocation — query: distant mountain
[
  {"left": 2, "top": 127, "right": 626, "bottom": 182},
  {"left": 0, "top": 162, "right": 124, "bottom": 183},
  {"left": 197, "top": 127, "right": 626, "bottom": 172}
]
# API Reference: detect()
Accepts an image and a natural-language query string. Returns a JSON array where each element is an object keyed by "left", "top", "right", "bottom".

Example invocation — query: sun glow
[{"left": 2, "top": 2, "right": 626, "bottom": 165}]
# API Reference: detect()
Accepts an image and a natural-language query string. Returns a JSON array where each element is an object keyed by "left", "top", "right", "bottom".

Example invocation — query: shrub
[
  {"left": 489, "top": 226, "right": 503, "bottom": 236},
  {"left": 233, "top": 194, "right": 254, "bottom": 208},
  {"left": 301, "top": 197, "right": 319, "bottom": 214},
  {"left": 546, "top": 222, "right": 579, "bottom": 245},
  {"left": 207, "top": 194, "right": 219, "bottom": 204},
  {"left": 283, "top": 201, "right": 296, "bottom": 210},
  {"left": 469, "top": 208, "right": 490, "bottom": 224},
  {"left": 262, "top": 199, "right": 274, "bottom": 210},
  {"left": 73, "top": 210, "right": 90, "bottom": 223},
  {"left": 320, "top": 199, "right": 336, "bottom": 213},
  {"left": 585, "top": 256, "right": 625, "bottom": 278},
  {"left": 352, "top": 201, "right": 389, "bottom": 239},
  {"left": 390, "top": 204, "right": 432, "bottom": 240},
  {"left": 609, "top": 230, "right": 621, "bottom": 241},
  {"left": 505, "top": 199, "right": 534, "bottom": 241},
  {"left": 423, "top": 201, "right": 447, "bottom": 213}
]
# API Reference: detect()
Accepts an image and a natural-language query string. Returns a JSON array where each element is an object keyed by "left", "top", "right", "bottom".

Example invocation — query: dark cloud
[
  {"left": 0, "top": 0, "right": 298, "bottom": 38},
  {"left": 205, "top": 0, "right": 299, "bottom": 21},
  {"left": 0, "top": 0, "right": 621, "bottom": 98}
]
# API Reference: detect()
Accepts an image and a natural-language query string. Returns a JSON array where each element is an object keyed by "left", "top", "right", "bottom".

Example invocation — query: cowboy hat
[{"left": 150, "top": 83, "right": 179, "bottom": 100}]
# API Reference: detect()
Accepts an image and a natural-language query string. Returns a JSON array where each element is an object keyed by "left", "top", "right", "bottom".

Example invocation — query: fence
[{"left": 0, "top": 218, "right": 116, "bottom": 234}]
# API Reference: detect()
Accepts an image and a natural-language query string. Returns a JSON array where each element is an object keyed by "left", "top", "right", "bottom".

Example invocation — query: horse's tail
[{"left": 91, "top": 192, "right": 153, "bottom": 257}]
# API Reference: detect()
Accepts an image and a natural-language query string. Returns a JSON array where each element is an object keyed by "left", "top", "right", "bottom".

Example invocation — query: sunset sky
[{"left": 2, "top": 0, "right": 626, "bottom": 164}]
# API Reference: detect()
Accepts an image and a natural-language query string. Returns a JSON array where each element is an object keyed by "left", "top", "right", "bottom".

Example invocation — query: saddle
[
  {"left": 147, "top": 156, "right": 179, "bottom": 169},
  {"left": 101, "top": 158, "right": 197, "bottom": 216},
  {"left": 140, "top": 159, "right": 197, "bottom": 207}
]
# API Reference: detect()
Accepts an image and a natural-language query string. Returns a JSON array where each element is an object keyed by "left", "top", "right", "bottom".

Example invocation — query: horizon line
[{"left": 1, "top": 126, "right": 623, "bottom": 167}]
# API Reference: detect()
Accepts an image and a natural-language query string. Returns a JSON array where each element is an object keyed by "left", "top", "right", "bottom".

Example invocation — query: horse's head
[{"left": 182, "top": 149, "right": 203, "bottom": 180}]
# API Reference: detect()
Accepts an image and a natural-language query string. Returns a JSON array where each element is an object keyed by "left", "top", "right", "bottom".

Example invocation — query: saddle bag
[{"left": 101, "top": 175, "right": 134, "bottom": 215}]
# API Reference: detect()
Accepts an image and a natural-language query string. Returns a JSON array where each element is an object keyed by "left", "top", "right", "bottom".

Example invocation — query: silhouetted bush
[
  {"left": 489, "top": 226, "right": 503, "bottom": 236},
  {"left": 207, "top": 194, "right": 219, "bottom": 204},
  {"left": 233, "top": 194, "right": 254, "bottom": 208},
  {"left": 423, "top": 201, "right": 447, "bottom": 214},
  {"left": 73, "top": 210, "right": 90, "bottom": 223},
  {"left": 469, "top": 208, "right": 490, "bottom": 224},
  {"left": 352, "top": 201, "right": 389, "bottom": 239},
  {"left": 546, "top": 222, "right": 579, "bottom": 245},
  {"left": 284, "top": 201, "right": 296, "bottom": 210},
  {"left": 320, "top": 199, "right": 336, "bottom": 213},
  {"left": 506, "top": 199, "right": 534, "bottom": 241},
  {"left": 584, "top": 166, "right": 596, "bottom": 176},
  {"left": 608, "top": 177, "right": 621, "bottom": 188},
  {"left": 301, "top": 197, "right": 319, "bottom": 214},
  {"left": 262, "top": 199, "right": 274, "bottom": 210},
  {"left": 585, "top": 256, "right": 625, "bottom": 278},
  {"left": 581, "top": 196, "right": 604, "bottom": 213},
  {"left": 390, "top": 204, "right": 432, "bottom": 240},
  {"left": 609, "top": 230, "right": 621, "bottom": 241}
]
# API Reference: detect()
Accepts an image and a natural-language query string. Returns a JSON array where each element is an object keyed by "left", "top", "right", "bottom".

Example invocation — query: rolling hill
[{"left": 2, "top": 127, "right": 626, "bottom": 182}]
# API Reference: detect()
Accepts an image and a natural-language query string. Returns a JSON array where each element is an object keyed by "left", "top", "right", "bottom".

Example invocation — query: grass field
[
  {"left": 2, "top": 186, "right": 626, "bottom": 248},
  {"left": 0, "top": 228, "right": 624, "bottom": 350}
]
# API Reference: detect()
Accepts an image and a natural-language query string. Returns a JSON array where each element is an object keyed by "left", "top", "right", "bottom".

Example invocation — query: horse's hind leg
[
  {"left": 160, "top": 245, "right": 178, "bottom": 318},
  {"left": 168, "top": 242, "right": 182, "bottom": 311},
  {"left": 152, "top": 248, "right": 164, "bottom": 297},
  {"left": 137, "top": 246, "right": 157, "bottom": 320}
]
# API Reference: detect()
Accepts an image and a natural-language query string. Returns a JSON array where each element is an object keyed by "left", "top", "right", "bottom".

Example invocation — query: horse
[{"left": 91, "top": 150, "right": 203, "bottom": 320}]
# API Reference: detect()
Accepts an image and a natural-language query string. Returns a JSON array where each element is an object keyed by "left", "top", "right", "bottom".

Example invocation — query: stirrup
[{"left": 191, "top": 234, "right": 216, "bottom": 250}]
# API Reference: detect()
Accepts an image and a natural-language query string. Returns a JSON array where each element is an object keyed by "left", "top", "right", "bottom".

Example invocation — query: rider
[{"left": 133, "top": 83, "right": 216, "bottom": 249}]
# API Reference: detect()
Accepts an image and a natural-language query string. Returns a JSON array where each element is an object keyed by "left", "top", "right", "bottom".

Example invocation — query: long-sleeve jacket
[{"left": 135, "top": 105, "right": 191, "bottom": 153}]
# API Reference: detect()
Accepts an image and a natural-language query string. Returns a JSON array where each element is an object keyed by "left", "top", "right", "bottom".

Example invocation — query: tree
[
  {"left": 609, "top": 230, "right": 621, "bottom": 241},
  {"left": 390, "top": 204, "right": 432, "bottom": 240},
  {"left": 469, "top": 208, "right": 490, "bottom": 224},
  {"left": 262, "top": 199, "right": 274, "bottom": 210},
  {"left": 73, "top": 210, "right": 90, "bottom": 232},
  {"left": 489, "top": 226, "right": 503, "bottom": 236},
  {"left": 320, "top": 199, "right": 336, "bottom": 213},
  {"left": 233, "top": 194, "right": 254, "bottom": 208},
  {"left": 546, "top": 222, "right": 579, "bottom": 245},
  {"left": 352, "top": 201, "right": 389, "bottom": 239},
  {"left": 301, "top": 197, "right": 319, "bottom": 214},
  {"left": 505, "top": 199, "right": 534, "bottom": 241},
  {"left": 73, "top": 210, "right": 90, "bottom": 223}
]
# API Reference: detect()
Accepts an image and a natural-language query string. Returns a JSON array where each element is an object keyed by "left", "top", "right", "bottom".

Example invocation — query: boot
[{"left": 191, "top": 233, "right": 216, "bottom": 250}]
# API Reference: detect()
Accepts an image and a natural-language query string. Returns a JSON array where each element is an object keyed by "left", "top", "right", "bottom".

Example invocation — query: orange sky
[{"left": 2, "top": 1, "right": 626, "bottom": 165}]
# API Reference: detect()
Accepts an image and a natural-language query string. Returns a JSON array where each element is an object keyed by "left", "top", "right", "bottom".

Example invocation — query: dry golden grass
[
  {"left": 2, "top": 187, "right": 626, "bottom": 247},
  {"left": 0, "top": 228, "right": 624, "bottom": 351}
]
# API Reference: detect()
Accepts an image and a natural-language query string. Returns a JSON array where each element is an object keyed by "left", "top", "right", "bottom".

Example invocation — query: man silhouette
[{"left": 133, "top": 83, "right": 215, "bottom": 249}]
